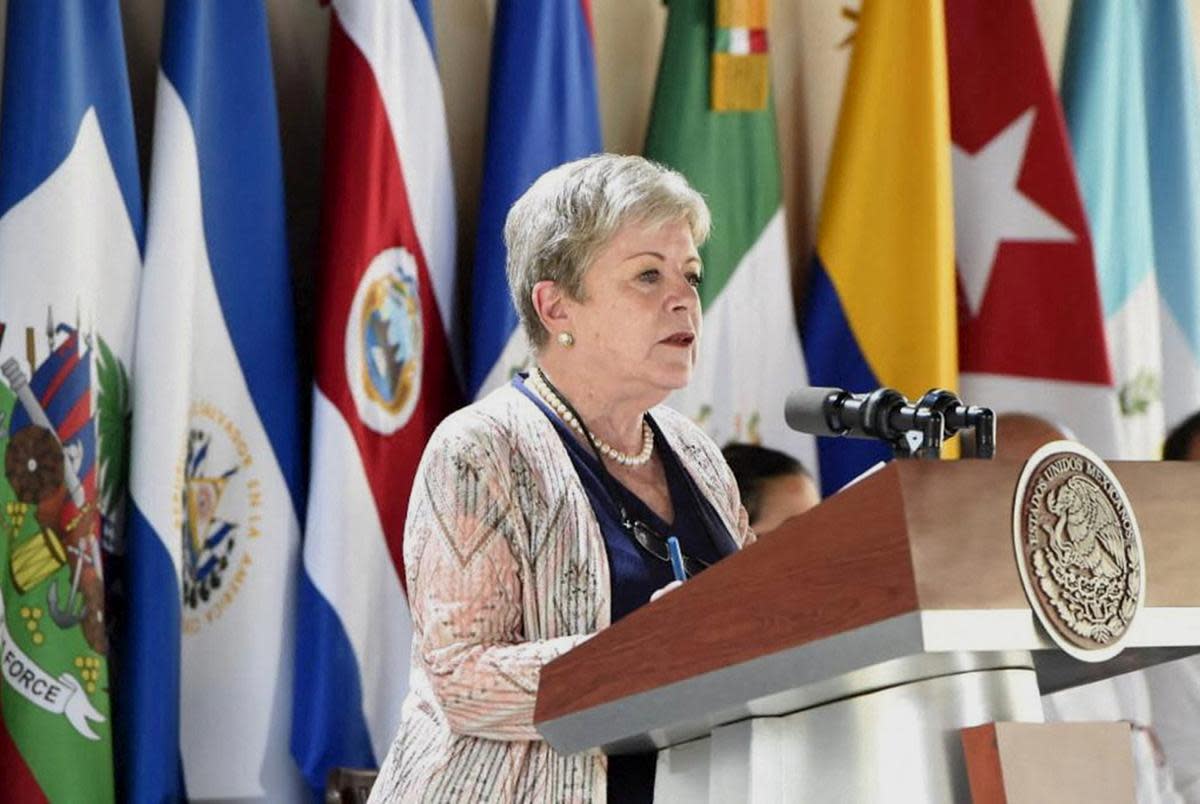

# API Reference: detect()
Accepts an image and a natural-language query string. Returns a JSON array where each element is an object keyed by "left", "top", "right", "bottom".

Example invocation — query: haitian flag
[
  {"left": 802, "top": 0, "right": 957, "bottom": 494},
  {"left": 1061, "top": 0, "right": 1164, "bottom": 459},
  {"left": 123, "top": 1, "right": 305, "bottom": 799},
  {"left": 292, "top": 0, "right": 459, "bottom": 793},
  {"left": 947, "top": 0, "right": 1118, "bottom": 457},
  {"left": 0, "top": 2, "right": 141, "bottom": 801},
  {"left": 469, "top": 0, "right": 602, "bottom": 398}
]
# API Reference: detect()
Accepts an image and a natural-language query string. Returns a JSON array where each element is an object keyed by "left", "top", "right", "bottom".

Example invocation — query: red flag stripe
[
  {"left": 0, "top": 716, "right": 47, "bottom": 804},
  {"left": 55, "top": 392, "right": 92, "bottom": 447},
  {"left": 39, "top": 338, "right": 80, "bottom": 407},
  {"left": 580, "top": 0, "right": 595, "bottom": 40}
]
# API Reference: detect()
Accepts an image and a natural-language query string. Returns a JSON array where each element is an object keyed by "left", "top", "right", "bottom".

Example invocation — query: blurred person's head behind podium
[
  {"left": 1163, "top": 411, "right": 1200, "bottom": 460},
  {"left": 722, "top": 442, "right": 820, "bottom": 535}
]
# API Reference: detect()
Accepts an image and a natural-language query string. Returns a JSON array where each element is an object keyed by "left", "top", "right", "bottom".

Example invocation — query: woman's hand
[{"left": 650, "top": 580, "right": 682, "bottom": 603}]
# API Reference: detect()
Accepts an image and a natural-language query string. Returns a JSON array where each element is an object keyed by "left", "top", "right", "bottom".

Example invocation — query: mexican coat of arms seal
[{"left": 1012, "top": 440, "right": 1145, "bottom": 662}]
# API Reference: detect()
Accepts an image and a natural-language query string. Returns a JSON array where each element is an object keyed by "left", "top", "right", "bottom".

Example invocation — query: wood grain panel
[
  {"left": 536, "top": 463, "right": 920, "bottom": 724},
  {"left": 905, "top": 461, "right": 1200, "bottom": 610},
  {"left": 536, "top": 459, "right": 1200, "bottom": 726},
  {"left": 961, "top": 723, "right": 1007, "bottom": 804},
  {"left": 903, "top": 461, "right": 1029, "bottom": 610},
  {"left": 962, "top": 722, "right": 1135, "bottom": 804},
  {"left": 1111, "top": 462, "right": 1200, "bottom": 607}
]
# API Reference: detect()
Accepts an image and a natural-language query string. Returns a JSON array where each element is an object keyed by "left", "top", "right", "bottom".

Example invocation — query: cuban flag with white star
[
  {"left": 291, "top": 0, "right": 460, "bottom": 794},
  {"left": 123, "top": 1, "right": 305, "bottom": 800},
  {"left": 948, "top": 0, "right": 1120, "bottom": 457}
]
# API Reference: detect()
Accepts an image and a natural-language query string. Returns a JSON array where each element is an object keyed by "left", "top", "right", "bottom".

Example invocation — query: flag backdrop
[
  {"left": 802, "top": 0, "right": 957, "bottom": 493},
  {"left": 0, "top": 3, "right": 142, "bottom": 801},
  {"left": 123, "top": 1, "right": 305, "bottom": 799},
  {"left": 645, "top": 0, "right": 817, "bottom": 475},
  {"left": 947, "top": 0, "right": 1118, "bottom": 457},
  {"left": 1142, "top": 0, "right": 1200, "bottom": 435},
  {"left": 1060, "top": 0, "right": 1163, "bottom": 460},
  {"left": 468, "top": 0, "right": 602, "bottom": 398},
  {"left": 292, "top": 0, "right": 460, "bottom": 793}
]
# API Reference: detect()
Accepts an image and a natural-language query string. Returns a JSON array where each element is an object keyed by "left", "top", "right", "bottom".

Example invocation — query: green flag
[{"left": 646, "top": 0, "right": 816, "bottom": 473}]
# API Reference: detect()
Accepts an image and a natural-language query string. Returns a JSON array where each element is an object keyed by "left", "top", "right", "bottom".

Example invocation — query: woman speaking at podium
[{"left": 369, "top": 155, "right": 755, "bottom": 802}]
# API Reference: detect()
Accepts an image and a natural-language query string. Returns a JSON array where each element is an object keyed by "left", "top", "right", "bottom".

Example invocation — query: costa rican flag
[{"left": 291, "top": 0, "right": 460, "bottom": 793}]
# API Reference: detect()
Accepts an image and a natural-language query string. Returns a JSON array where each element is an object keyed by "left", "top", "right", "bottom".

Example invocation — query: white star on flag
[{"left": 952, "top": 106, "right": 1076, "bottom": 316}]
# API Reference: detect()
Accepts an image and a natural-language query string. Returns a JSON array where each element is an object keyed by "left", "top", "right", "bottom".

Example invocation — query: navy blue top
[{"left": 514, "top": 376, "right": 737, "bottom": 801}]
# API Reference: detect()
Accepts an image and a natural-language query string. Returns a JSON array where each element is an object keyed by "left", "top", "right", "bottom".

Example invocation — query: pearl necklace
[{"left": 528, "top": 368, "right": 655, "bottom": 466}]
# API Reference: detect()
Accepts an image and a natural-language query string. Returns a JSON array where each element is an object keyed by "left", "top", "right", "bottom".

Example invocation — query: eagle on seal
[{"left": 1046, "top": 475, "right": 1126, "bottom": 579}]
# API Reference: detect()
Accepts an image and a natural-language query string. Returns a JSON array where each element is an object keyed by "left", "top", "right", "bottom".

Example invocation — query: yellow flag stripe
[{"left": 815, "top": 0, "right": 957, "bottom": 401}]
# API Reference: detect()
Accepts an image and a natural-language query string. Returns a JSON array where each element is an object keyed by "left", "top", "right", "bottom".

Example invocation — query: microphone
[
  {"left": 785, "top": 386, "right": 944, "bottom": 457},
  {"left": 913, "top": 389, "right": 996, "bottom": 458}
]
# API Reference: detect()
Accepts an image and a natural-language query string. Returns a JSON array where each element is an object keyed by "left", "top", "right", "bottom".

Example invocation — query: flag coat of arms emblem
[{"left": 0, "top": 3, "right": 142, "bottom": 801}]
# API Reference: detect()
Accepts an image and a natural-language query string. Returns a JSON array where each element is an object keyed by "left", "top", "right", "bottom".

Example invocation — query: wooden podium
[{"left": 534, "top": 459, "right": 1200, "bottom": 802}]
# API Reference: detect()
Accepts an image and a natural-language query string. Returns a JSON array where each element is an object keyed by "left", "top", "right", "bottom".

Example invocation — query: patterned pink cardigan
[{"left": 368, "top": 384, "right": 755, "bottom": 803}]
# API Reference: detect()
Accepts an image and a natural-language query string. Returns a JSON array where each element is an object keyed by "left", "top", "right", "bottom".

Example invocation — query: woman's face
[{"left": 565, "top": 217, "right": 702, "bottom": 396}]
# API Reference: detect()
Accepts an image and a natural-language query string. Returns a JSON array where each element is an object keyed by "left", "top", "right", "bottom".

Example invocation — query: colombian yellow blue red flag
[{"left": 801, "top": 1, "right": 958, "bottom": 493}]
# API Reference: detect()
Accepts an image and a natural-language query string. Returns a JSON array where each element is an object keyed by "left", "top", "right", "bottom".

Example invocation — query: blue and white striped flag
[
  {"left": 1061, "top": 0, "right": 1163, "bottom": 459},
  {"left": 1142, "top": 0, "right": 1200, "bottom": 434},
  {"left": 123, "top": 1, "right": 304, "bottom": 799}
]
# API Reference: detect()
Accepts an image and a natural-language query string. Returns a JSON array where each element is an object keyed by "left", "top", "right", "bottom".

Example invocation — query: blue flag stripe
[
  {"left": 0, "top": 1, "right": 142, "bottom": 240},
  {"left": 468, "top": 0, "right": 602, "bottom": 394},
  {"left": 117, "top": 506, "right": 186, "bottom": 802},
  {"left": 409, "top": 0, "right": 436, "bottom": 59},
  {"left": 1143, "top": 0, "right": 1200, "bottom": 358},
  {"left": 291, "top": 574, "right": 376, "bottom": 792},
  {"left": 1060, "top": 0, "right": 1157, "bottom": 319},
  {"left": 802, "top": 255, "right": 892, "bottom": 494},
  {"left": 160, "top": 0, "right": 304, "bottom": 510}
]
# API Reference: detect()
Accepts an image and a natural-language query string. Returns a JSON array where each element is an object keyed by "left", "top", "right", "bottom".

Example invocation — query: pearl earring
[{"left": 557, "top": 331, "right": 575, "bottom": 348}]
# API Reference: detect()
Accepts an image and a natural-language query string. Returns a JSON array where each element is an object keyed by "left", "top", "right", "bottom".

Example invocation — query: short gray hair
[{"left": 504, "top": 154, "right": 711, "bottom": 349}]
